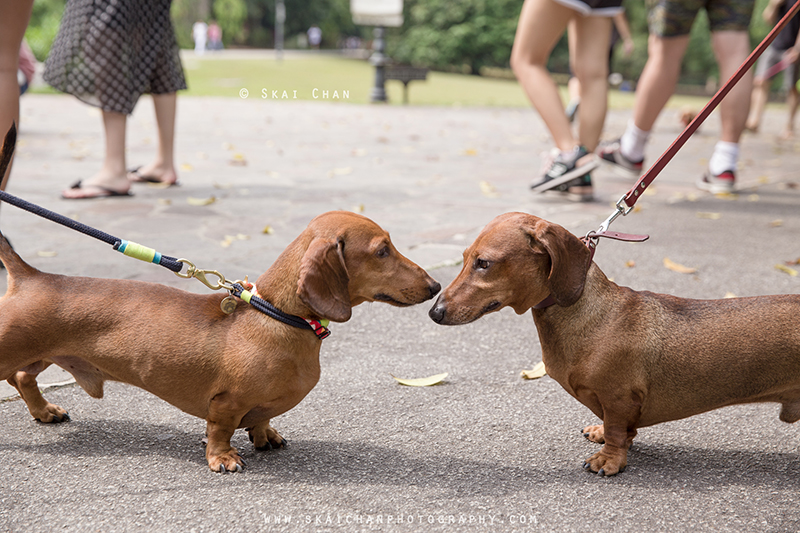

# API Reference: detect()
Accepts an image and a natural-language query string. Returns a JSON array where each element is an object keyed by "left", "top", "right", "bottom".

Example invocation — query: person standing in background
[
  {"left": 193, "top": 19, "right": 208, "bottom": 55},
  {"left": 45, "top": 0, "right": 187, "bottom": 199},
  {"left": 745, "top": 0, "right": 800, "bottom": 138}
]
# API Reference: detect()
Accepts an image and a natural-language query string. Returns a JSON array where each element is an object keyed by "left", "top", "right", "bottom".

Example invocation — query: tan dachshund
[
  {"left": 0, "top": 210, "right": 440, "bottom": 473},
  {"left": 429, "top": 212, "right": 800, "bottom": 476}
]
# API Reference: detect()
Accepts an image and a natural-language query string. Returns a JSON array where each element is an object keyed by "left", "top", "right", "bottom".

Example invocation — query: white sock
[
  {"left": 708, "top": 141, "right": 739, "bottom": 175},
  {"left": 619, "top": 121, "right": 649, "bottom": 162}
]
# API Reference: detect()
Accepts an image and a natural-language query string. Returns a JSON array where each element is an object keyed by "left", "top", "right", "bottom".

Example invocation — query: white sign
[{"left": 351, "top": 0, "right": 403, "bottom": 27}]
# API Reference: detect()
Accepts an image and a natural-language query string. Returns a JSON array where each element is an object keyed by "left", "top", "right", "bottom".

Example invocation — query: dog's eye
[
  {"left": 474, "top": 258, "right": 490, "bottom": 270},
  {"left": 376, "top": 246, "right": 390, "bottom": 258}
]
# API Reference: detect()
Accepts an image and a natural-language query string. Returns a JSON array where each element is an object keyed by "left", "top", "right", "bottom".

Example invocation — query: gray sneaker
[{"left": 530, "top": 145, "right": 598, "bottom": 193}]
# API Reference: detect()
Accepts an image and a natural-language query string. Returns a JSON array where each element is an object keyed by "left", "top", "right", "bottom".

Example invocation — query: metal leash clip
[
  {"left": 174, "top": 259, "right": 241, "bottom": 314},
  {"left": 597, "top": 194, "right": 634, "bottom": 235}
]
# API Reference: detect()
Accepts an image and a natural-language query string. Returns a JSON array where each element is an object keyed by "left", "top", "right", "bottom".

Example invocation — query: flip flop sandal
[
  {"left": 127, "top": 166, "right": 180, "bottom": 186},
  {"left": 61, "top": 180, "right": 133, "bottom": 200}
]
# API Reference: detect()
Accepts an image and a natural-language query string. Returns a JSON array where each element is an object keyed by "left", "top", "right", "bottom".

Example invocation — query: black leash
[
  {"left": 0, "top": 124, "right": 330, "bottom": 340},
  {"left": 0, "top": 187, "right": 184, "bottom": 272}
]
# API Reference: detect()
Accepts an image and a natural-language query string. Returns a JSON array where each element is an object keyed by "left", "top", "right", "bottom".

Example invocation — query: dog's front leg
[
  {"left": 7, "top": 363, "right": 70, "bottom": 423},
  {"left": 247, "top": 420, "right": 288, "bottom": 451},
  {"left": 205, "top": 393, "right": 246, "bottom": 473},
  {"left": 583, "top": 416, "right": 637, "bottom": 476}
]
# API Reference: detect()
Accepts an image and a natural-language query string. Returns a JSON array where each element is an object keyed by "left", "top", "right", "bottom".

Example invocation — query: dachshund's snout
[
  {"left": 428, "top": 297, "right": 447, "bottom": 324},
  {"left": 428, "top": 281, "right": 442, "bottom": 300}
]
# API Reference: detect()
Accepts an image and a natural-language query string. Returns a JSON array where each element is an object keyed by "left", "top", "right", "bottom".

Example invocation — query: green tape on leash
[{"left": 116, "top": 240, "right": 162, "bottom": 265}]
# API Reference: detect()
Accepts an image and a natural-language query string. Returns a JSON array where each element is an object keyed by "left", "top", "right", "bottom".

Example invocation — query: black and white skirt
[{"left": 44, "top": 0, "right": 187, "bottom": 115}]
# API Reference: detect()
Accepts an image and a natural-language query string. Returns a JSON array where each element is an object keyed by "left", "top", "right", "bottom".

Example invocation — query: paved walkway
[{"left": 1, "top": 94, "right": 799, "bottom": 531}]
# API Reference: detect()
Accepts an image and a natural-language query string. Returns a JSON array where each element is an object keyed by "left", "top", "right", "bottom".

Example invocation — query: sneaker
[
  {"left": 598, "top": 140, "right": 644, "bottom": 178},
  {"left": 556, "top": 173, "right": 594, "bottom": 202},
  {"left": 697, "top": 168, "right": 735, "bottom": 194},
  {"left": 530, "top": 145, "right": 598, "bottom": 193}
]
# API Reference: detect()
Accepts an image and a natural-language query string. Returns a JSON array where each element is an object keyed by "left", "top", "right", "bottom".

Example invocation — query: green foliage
[
  {"left": 24, "top": 0, "right": 65, "bottom": 62},
  {"left": 389, "top": 0, "right": 520, "bottom": 73},
  {"left": 213, "top": 0, "right": 248, "bottom": 45}
]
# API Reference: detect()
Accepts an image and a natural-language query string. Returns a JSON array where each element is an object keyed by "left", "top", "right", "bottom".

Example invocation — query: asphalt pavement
[{"left": 1, "top": 91, "right": 799, "bottom": 532}]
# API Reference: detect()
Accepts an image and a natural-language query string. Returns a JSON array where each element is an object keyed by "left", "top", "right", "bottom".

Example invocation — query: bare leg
[
  {"left": 712, "top": 31, "right": 752, "bottom": 144},
  {"left": 571, "top": 14, "right": 612, "bottom": 151},
  {"left": 61, "top": 110, "right": 131, "bottom": 198},
  {"left": 0, "top": 0, "right": 34, "bottom": 194},
  {"left": 632, "top": 34, "right": 690, "bottom": 132},
  {"left": 129, "top": 93, "right": 179, "bottom": 185},
  {"left": 746, "top": 77, "right": 769, "bottom": 133},
  {"left": 783, "top": 85, "right": 798, "bottom": 139},
  {"left": 510, "top": 0, "right": 576, "bottom": 152}
]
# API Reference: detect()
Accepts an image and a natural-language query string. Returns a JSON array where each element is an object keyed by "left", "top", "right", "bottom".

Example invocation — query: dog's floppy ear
[
  {"left": 528, "top": 220, "right": 592, "bottom": 307},
  {"left": 297, "top": 237, "right": 351, "bottom": 322}
]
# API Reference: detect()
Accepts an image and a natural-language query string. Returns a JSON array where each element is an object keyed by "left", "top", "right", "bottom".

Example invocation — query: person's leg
[
  {"left": 129, "top": 92, "right": 179, "bottom": 185},
  {"left": 632, "top": 34, "right": 691, "bottom": 134},
  {"left": 570, "top": 14, "right": 612, "bottom": 152},
  {"left": 61, "top": 110, "right": 131, "bottom": 198},
  {"left": 746, "top": 77, "right": 770, "bottom": 133},
  {"left": 784, "top": 83, "right": 799, "bottom": 139},
  {"left": 0, "top": 0, "right": 34, "bottom": 192},
  {"left": 712, "top": 30, "right": 752, "bottom": 145},
  {"left": 745, "top": 46, "right": 780, "bottom": 132},
  {"left": 510, "top": 0, "right": 576, "bottom": 152}
]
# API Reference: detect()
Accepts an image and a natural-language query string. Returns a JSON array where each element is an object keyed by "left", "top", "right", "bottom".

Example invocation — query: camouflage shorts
[{"left": 647, "top": 0, "right": 755, "bottom": 37}]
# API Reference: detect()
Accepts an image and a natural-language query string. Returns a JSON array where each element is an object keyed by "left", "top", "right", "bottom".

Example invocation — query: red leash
[{"left": 594, "top": 0, "right": 800, "bottom": 238}]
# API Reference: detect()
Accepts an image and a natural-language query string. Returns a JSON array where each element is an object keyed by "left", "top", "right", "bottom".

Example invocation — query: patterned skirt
[{"left": 43, "top": 0, "right": 187, "bottom": 115}]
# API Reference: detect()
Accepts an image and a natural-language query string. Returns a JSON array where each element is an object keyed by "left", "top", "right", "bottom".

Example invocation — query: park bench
[{"left": 385, "top": 65, "right": 429, "bottom": 104}]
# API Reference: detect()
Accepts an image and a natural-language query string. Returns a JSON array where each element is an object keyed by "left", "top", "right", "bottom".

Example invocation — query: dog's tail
[{"left": 0, "top": 232, "right": 36, "bottom": 281}]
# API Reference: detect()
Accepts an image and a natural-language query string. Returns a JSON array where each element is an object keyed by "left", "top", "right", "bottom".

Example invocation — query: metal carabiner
[{"left": 174, "top": 258, "right": 234, "bottom": 291}]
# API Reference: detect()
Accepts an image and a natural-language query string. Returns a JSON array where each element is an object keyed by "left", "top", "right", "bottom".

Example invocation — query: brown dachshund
[
  {"left": 429, "top": 212, "right": 800, "bottom": 476},
  {"left": 0, "top": 211, "right": 440, "bottom": 473}
]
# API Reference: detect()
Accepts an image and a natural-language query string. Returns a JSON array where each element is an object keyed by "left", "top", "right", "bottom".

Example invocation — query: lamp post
[
  {"left": 275, "top": 0, "right": 285, "bottom": 61},
  {"left": 370, "top": 26, "right": 387, "bottom": 103},
  {"left": 350, "top": 0, "right": 403, "bottom": 103}
]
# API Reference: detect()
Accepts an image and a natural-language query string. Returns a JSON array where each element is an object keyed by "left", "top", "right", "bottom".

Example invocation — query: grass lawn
[{"left": 35, "top": 50, "right": 714, "bottom": 110}]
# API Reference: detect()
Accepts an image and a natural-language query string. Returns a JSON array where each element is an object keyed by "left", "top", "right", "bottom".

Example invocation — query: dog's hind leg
[
  {"left": 779, "top": 395, "right": 800, "bottom": 423},
  {"left": 6, "top": 362, "right": 70, "bottom": 423},
  {"left": 246, "top": 420, "right": 288, "bottom": 451}
]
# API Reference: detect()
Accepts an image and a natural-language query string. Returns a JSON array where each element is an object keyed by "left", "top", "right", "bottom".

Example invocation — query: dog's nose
[
  {"left": 429, "top": 298, "right": 446, "bottom": 323},
  {"left": 428, "top": 281, "right": 441, "bottom": 299}
]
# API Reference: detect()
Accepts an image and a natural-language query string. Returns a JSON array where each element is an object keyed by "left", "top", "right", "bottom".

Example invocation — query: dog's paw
[
  {"left": 33, "top": 404, "right": 71, "bottom": 424},
  {"left": 582, "top": 424, "right": 604, "bottom": 444},
  {"left": 207, "top": 447, "right": 246, "bottom": 474},
  {"left": 247, "top": 424, "right": 288, "bottom": 451},
  {"left": 582, "top": 449, "right": 626, "bottom": 477}
]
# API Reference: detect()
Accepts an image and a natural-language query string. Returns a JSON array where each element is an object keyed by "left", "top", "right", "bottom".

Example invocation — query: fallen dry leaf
[
  {"left": 775, "top": 264, "right": 798, "bottom": 276},
  {"left": 213, "top": 182, "right": 233, "bottom": 189},
  {"left": 748, "top": 194, "right": 760, "bottom": 202},
  {"left": 696, "top": 212, "right": 721, "bottom": 220},
  {"left": 329, "top": 167, "right": 353, "bottom": 177},
  {"left": 624, "top": 260, "right": 636, "bottom": 268},
  {"left": 352, "top": 204, "right": 365, "bottom": 214},
  {"left": 521, "top": 361, "right": 547, "bottom": 380},
  {"left": 463, "top": 148, "right": 478, "bottom": 156},
  {"left": 222, "top": 142, "right": 235, "bottom": 151},
  {"left": 262, "top": 225, "right": 275, "bottom": 235},
  {"left": 770, "top": 219, "right": 783, "bottom": 227},
  {"left": 724, "top": 292, "right": 737, "bottom": 299},
  {"left": 392, "top": 372, "right": 448, "bottom": 387},
  {"left": 758, "top": 175, "right": 770, "bottom": 184},
  {"left": 37, "top": 250, "right": 58, "bottom": 257},
  {"left": 663, "top": 257, "right": 697, "bottom": 274},
  {"left": 229, "top": 153, "right": 247, "bottom": 166},
  {"left": 157, "top": 198, "right": 172, "bottom": 206},
  {"left": 187, "top": 196, "right": 216, "bottom": 206},
  {"left": 479, "top": 181, "right": 499, "bottom": 198},
  {"left": 180, "top": 163, "right": 193, "bottom": 172}
]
